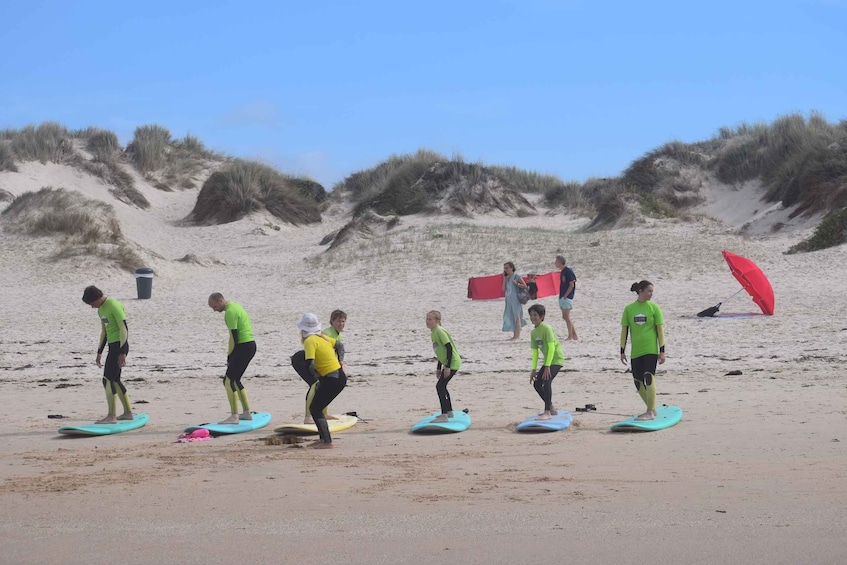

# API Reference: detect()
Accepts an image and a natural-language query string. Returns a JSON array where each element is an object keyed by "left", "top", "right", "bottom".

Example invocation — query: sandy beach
[{"left": 1, "top": 162, "right": 847, "bottom": 564}]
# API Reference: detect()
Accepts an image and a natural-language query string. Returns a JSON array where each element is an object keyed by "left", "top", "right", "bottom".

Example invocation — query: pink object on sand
[{"left": 176, "top": 428, "right": 214, "bottom": 443}]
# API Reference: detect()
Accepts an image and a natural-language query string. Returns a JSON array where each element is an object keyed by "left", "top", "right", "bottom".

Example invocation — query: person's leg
[
  {"left": 432, "top": 371, "right": 455, "bottom": 422},
  {"left": 562, "top": 309, "right": 577, "bottom": 340},
  {"left": 220, "top": 377, "right": 239, "bottom": 424},
  {"left": 97, "top": 344, "right": 125, "bottom": 424},
  {"left": 534, "top": 366, "right": 560, "bottom": 419},
  {"left": 632, "top": 355, "right": 658, "bottom": 420},
  {"left": 237, "top": 342, "right": 256, "bottom": 419},
  {"left": 309, "top": 373, "right": 347, "bottom": 446}
]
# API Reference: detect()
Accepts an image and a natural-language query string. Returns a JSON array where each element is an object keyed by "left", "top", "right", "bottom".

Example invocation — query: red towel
[{"left": 467, "top": 271, "right": 561, "bottom": 300}]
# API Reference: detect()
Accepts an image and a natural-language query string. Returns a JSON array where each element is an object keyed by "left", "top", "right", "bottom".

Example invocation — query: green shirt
[
  {"left": 431, "top": 326, "right": 461, "bottom": 370},
  {"left": 530, "top": 322, "right": 565, "bottom": 368},
  {"left": 323, "top": 327, "right": 342, "bottom": 341},
  {"left": 224, "top": 302, "right": 254, "bottom": 344},
  {"left": 98, "top": 297, "right": 127, "bottom": 344},
  {"left": 621, "top": 300, "right": 664, "bottom": 358}
]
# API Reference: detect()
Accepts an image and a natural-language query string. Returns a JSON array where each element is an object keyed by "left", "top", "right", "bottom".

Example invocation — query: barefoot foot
[
  {"left": 239, "top": 411, "right": 253, "bottom": 421},
  {"left": 117, "top": 412, "right": 134, "bottom": 421},
  {"left": 312, "top": 441, "right": 334, "bottom": 449},
  {"left": 220, "top": 414, "right": 240, "bottom": 425},
  {"left": 431, "top": 414, "right": 449, "bottom": 423},
  {"left": 635, "top": 410, "right": 656, "bottom": 421},
  {"left": 96, "top": 416, "right": 117, "bottom": 424}
]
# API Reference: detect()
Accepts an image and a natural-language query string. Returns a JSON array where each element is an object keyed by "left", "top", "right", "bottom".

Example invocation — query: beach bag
[{"left": 517, "top": 287, "right": 530, "bottom": 305}]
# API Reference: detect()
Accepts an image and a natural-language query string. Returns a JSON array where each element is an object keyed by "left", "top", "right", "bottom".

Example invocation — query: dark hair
[
  {"left": 330, "top": 309, "right": 347, "bottom": 322},
  {"left": 504, "top": 261, "right": 516, "bottom": 272},
  {"left": 528, "top": 304, "right": 546, "bottom": 319},
  {"left": 82, "top": 285, "right": 103, "bottom": 304},
  {"left": 630, "top": 280, "right": 653, "bottom": 293},
  {"left": 555, "top": 255, "right": 566, "bottom": 266}
]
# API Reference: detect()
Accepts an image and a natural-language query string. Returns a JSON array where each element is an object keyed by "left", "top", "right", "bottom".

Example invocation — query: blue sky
[{"left": 2, "top": 0, "right": 845, "bottom": 189}]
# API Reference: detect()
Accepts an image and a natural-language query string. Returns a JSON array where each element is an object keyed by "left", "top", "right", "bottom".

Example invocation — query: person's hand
[
  {"left": 620, "top": 352, "right": 628, "bottom": 365},
  {"left": 95, "top": 353, "right": 102, "bottom": 368},
  {"left": 541, "top": 366, "right": 551, "bottom": 380},
  {"left": 659, "top": 352, "right": 666, "bottom": 365},
  {"left": 441, "top": 368, "right": 451, "bottom": 379},
  {"left": 118, "top": 354, "right": 126, "bottom": 368},
  {"left": 530, "top": 370, "right": 537, "bottom": 383}
]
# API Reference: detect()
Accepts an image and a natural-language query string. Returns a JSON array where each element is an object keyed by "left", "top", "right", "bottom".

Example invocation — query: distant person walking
[
  {"left": 208, "top": 293, "right": 256, "bottom": 424},
  {"left": 620, "top": 280, "right": 665, "bottom": 421},
  {"left": 555, "top": 255, "right": 578, "bottom": 340},
  {"left": 82, "top": 286, "right": 134, "bottom": 424},
  {"left": 502, "top": 261, "right": 527, "bottom": 341},
  {"left": 425, "top": 310, "right": 462, "bottom": 423},
  {"left": 527, "top": 304, "right": 565, "bottom": 420}
]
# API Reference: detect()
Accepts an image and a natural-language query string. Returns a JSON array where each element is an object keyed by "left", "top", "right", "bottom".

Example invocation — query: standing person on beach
[
  {"left": 502, "top": 261, "right": 527, "bottom": 341},
  {"left": 291, "top": 310, "right": 346, "bottom": 424},
  {"left": 297, "top": 313, "right": 347, "bottom": 449},
  {"left": 528, "top": 304, "right": 565, "bottom": 420},
  {"left": 620, "top": 280, "right": 666, "bottom": 421},
  {"left": 82, "top": 286, "right": 134, "bottom": 424},
  {"left": 425, "top": 310, "right": 462, "bottom": 423},
  {"left": 555, "top": 255, "right": 578, "bottom": 341},
  {"left": 208, "top": 293, "right": 256, "bottom": 424}
]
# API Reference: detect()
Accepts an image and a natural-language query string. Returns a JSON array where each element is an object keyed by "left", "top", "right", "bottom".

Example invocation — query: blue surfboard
[
  {"left": 58, "top": 414, "right": 149, "bottom": 436},
  {"left": 184, "top": 412, "right": 272, "bottom": 435},
  {"left": 610, "top": 405, "right": 682, "bottom": 432},
  {"left": 411, "top": 411, "right": 471, "bottom": 434},
  {"left": 516, "top": 410, "right": 573, "bottom": 432}
]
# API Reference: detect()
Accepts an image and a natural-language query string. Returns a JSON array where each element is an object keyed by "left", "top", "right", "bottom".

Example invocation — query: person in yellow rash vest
[
  {"left": 209, "top": 293, "right": 257, "bottom": 424},
  {"left": 620, "top": 280, "right": 666, "bottom": 421},
  {"left": 291, "top": 310, "right": 346, "bottom": 424},
  {"left": 82, "top": 286, "right": 133, "bottom": 425}
]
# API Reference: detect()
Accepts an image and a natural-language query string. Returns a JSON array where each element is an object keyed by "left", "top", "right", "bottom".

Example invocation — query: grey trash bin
[{"left": 135, "top": 268, "right": 154, "bottom": 299}]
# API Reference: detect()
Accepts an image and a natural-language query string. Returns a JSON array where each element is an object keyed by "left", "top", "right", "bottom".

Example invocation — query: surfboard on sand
[
  {"left": 58, "top": 414, "right": 149, "bottom": 436},
  {"left": 610, "top": 405, "right": 683, "bottom": 432},
  {"left": 184, "top": 412, "right": 272, "bottom": 435},
  {"left": 274, "top": 414, "right": 358, "bottom": 436},
  {"left": 516, "top": 410, "right": 573, "bottom": 432},
  {"left": 411, "top": 411, "right": 471, "bottom": 434}
]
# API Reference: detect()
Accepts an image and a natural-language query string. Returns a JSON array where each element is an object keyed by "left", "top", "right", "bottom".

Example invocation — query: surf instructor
[
  {"left": 620, "top": 280, "right": 666, "bottom": 421},
  {"left": 209, "top": 293, "right": 256, "bottom": 425}
]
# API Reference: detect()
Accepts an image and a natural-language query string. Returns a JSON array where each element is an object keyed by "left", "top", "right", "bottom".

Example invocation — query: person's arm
[
  {"left": 620, "top": 326, "right": 629, "bottom": 364},
  {"left": 95, "top": 321, "right": 107, "bottom": 367},
  {"left": 334, "top": 339, "right": 345, "bottom": 362},
  {"left": 657, "top": 325, "right": 666, "bottom": 364},
  {"left": 228, "top": 329, "right": 238, "bottom": 356},
  {"left": 514, "top": 275, "right": 527, "bottom": 289}
]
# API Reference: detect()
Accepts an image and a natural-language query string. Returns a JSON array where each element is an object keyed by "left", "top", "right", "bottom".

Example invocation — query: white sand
[{"left": 1, "top": 163, "right": 846, "bottom": 564}]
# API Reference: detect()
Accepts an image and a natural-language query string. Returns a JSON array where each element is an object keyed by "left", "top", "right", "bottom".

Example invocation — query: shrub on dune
[
  {"left": 187, "top": 160, "right": 321, "bottom": 225},
  {"left": 8, "top": 122, "right": 74, "bottom": 164},
  {"left": 0, "top": 141, "right": 16, "bottom": 172},
  {"left": 127, "top": 124, "right": 171, "bottom": 173}
]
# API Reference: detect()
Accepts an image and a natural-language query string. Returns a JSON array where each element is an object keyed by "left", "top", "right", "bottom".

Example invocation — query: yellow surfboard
[{"left": 273, "top": 414, "right": 357, "bottom": 435}]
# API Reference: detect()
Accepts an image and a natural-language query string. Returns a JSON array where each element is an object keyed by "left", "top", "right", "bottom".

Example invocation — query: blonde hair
[{"left": 426, "top": 310, "right": 442, "bottom": 322}]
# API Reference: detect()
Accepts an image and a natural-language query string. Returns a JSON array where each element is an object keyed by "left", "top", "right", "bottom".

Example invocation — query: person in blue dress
[{"left": 502, "top": 261, "right": 527, "bottom": 341}]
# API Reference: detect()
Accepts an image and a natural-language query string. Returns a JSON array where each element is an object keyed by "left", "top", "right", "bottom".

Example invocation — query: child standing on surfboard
[
  {"left": 297, "top": 312, "right": 347, "bottom": 448},
  {"left": 82, "top": 286, "right": 134, "bottom": 424},
  {"left": 620, "top": 280, "right": 666, "bottom": 421},
  {"left": 425, "top": 311, "right": 462, "bottom": 423},
  {"left": 291, "top": 309, "right": 346, "bottom": 424},
  {"left": 527, "top": 304, "right": 565, "bottom": 420}
]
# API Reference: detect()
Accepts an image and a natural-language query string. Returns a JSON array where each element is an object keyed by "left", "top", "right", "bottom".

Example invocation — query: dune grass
[
  {"left": 188, "top": 159, "right": 322, "bottom": 225},
  {"left": 787, "top": 207, "right": 847, "bottom": 253},
  {"left": 7, "top": 122, "right": 74, "bottom": 164},
  {"left": 127, "top": 124, "right": 171, "bottom": 173},
  {"left": 1, "top": 187, "right": 144, "bottom": 272},
  {"left": 0, "top": 141, "right": 16, "bottom": 172}
]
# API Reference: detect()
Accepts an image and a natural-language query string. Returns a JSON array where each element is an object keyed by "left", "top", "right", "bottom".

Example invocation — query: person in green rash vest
[
  {"left": 620, "top": 280, "right": 666, "bottom": 421},
  {"left": 208, "top": 293, "right": 257, "bottom": 425},
  {"left": 82, "top": 286, "right": 133, "bottom": 424},
  {"left": 425, "top": 310, "right": 462, "bottom": 423},
  {"left": 527, "top": 304, "right": 565, "bottom": 420}
]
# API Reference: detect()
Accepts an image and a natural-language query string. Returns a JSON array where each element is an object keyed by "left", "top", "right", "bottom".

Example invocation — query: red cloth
[{"left": 467, "top": 271, "right": 561, "bottom": 300}]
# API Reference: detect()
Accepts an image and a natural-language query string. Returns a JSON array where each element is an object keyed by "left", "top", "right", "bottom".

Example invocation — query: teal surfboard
[
  {"left": 184, "top": 412, "right": 271, "bottom": 435},
  {"left": 411, "top": 411, "right": 471, "bottom": 434},
  {"left": 58, "top": 414, "right": 149, "bottom": 436},
  {"left": 610, "top": 405, "right": 682, "bottom": 432},
  {"left": 516, "top": 410, "right": 573, "bottom": 432}
]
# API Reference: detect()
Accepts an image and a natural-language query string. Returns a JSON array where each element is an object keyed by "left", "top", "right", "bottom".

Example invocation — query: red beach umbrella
[{"left": 721, "top": 250, "right": 775, "bottom": 315}]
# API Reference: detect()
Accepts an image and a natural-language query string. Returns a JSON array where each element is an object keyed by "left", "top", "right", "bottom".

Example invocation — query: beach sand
[{"left": 1, "top": 163, "right": 846, "bottom": 564}]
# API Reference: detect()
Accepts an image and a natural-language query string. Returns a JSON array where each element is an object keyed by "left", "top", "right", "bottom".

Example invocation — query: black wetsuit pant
[
  {"left": 103, "top": 341, "right": 128, "bottom": 395},
  {"left": 310, "top": 370, "right": 347, "bottom": 443},
  {"left": 533, "top": 364, "right": 562, "bottom": 411},
  {"left": 226, "top": 341, "right": 256, "bottom": 390},
  {"left": 631, "top": 354, "right": 658, "bottom": 388},
  {"left": 436, "top": 369, "right": 458, "bottom": 414}
]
